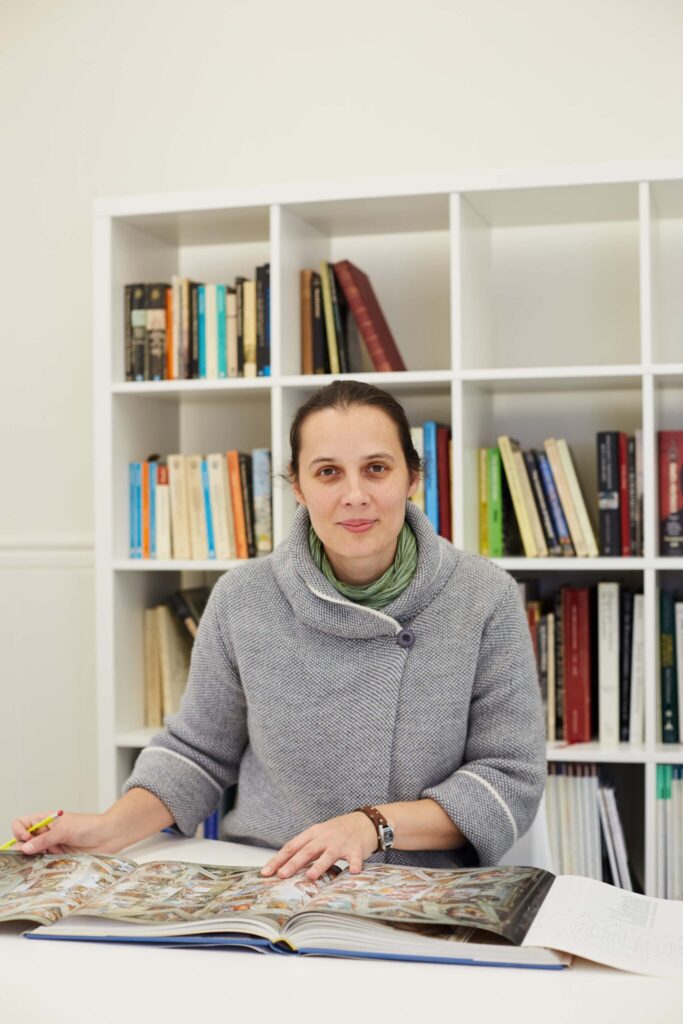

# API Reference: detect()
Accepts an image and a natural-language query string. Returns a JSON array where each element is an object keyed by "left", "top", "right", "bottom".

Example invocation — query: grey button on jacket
[{"left": 123, "top": 500, "right": 546, "bottom": 868}]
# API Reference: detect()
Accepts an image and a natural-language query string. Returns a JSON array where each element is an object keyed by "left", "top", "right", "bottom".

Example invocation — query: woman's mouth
[{"left": 339, "top": 520, "right": 376, "bottom": 533}]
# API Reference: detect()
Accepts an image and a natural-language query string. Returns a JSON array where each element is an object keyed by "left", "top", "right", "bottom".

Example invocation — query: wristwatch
[{"left": 355, "top": 805, "right": 394, "bottom": 852}]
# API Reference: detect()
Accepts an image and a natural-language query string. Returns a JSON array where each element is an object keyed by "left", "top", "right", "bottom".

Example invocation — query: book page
[
  {"left": 0, "top": 852, "right": 137, "bottom": 926},
  {"left": 67, "top": 860, "right": 339, "bottom": 935},
  {"left": 525, "top": 874, "right": 683, "bottom": 977},
  {"left": 293, "top": 863, "right": 555, "bottom": 946}
]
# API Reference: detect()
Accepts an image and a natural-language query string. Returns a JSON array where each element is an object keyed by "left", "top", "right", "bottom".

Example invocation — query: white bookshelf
[{"left": 94, "top": 162, "right": 683, "bottom": 897}]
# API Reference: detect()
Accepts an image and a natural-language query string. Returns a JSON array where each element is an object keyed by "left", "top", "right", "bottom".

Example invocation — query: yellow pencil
[{"left": 0, "top": 810, "right": 63, "bottom": 851}]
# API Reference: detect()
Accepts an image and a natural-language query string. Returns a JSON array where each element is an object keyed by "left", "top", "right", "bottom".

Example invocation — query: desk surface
[{"left": 2, "top": 835, "right": 682, "bottom": 1024}]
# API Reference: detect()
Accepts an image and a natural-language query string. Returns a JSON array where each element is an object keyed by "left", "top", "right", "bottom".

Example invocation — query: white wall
[{"left": 1, "top": 0, "right": 683, "bottom": 828}]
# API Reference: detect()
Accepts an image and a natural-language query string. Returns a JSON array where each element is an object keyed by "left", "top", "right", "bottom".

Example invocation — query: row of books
[
  {"left": 129, "top": 450, "right": 272, "bottom": 561},
  {"left": 519, "top": 581, "right": 646, "bottom": 745},
  {"left": 545, "top": 764, "right": 634, "bottom": 889},
  {"left": 655, "top": 764, "right": 683, "bottom": 900},
  {"left": 408, "top": 423, "right": 451, "bottom": 540},
  {"left": 300, "top": 260, "right": 406, "bottom": 374},
  {"left": 143, "top": 588, "right": 210, "bottom": 727},
  {"left": 124, "top": 268, "right": 270, "bottom": 381}
]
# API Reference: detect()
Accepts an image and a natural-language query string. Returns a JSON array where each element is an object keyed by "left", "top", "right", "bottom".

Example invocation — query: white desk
[{"left": 2, "top": 835, "right": 682, "bottom": 1024}]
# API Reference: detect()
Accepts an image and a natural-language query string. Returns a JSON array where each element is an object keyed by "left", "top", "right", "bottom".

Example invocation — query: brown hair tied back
[{"left": 288, "top": 379, "right": 422, "bottom": 484}]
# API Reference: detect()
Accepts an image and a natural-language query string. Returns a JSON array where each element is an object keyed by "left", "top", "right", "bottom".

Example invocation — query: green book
[{"left": 487, "top": 447, "right": 503, "bottom": 558}]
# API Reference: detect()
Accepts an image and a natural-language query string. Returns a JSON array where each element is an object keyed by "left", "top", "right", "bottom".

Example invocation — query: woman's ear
[
  {"left": 289, "top": 466, "right": 306, "bottom": 506},
  {"left": 407, "top": 470, "right": 420, "bottom": 499}
]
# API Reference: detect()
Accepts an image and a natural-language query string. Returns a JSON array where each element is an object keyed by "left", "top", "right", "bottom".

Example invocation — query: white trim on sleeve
[
  {"left": 139, "top": 746, "right": 224, "bottom": 796},
  {"left": 458, "top": 769, "right": 519, "bottom": 843}
]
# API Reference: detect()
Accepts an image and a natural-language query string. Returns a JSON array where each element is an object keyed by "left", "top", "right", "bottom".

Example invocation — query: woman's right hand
[{"left": 11, "top": 811, "right": 122, "bottom": 857}]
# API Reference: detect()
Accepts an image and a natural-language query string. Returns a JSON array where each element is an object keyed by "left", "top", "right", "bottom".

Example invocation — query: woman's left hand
[{"left": 260, "top": 811, "right": 378, "bottom": 881}]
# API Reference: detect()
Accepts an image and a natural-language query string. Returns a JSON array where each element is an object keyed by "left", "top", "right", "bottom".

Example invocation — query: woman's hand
[
  {"left": 11, "top": 812, "right": 120, "bottom": 856},
  {"left": 261, "top": 811, "right": 379, "bottom": 881}
]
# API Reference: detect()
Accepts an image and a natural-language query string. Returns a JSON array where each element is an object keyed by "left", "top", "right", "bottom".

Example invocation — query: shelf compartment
[
  {"left": 278, "top": 197, "right": 451, "bottom": 376},
  {"left": 458, "top": 182, "right": 640, "bottom": 371},
  {"left": 649, "top": 180, "right": 683, "bottom": 365}
]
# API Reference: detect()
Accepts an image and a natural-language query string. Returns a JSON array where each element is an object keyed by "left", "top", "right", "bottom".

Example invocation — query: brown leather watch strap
[{"left": 354, "top": 805, "right": 389, "bottom": 852}]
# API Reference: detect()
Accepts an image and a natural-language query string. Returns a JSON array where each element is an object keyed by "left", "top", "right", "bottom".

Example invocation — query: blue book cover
[
  {"left": 201, "top": 458, "right": 216, "bottom": 559},
  {"left": 216, "top": 284, "right": 227, "bottom": 378},
  {"left": 148, "top": 462, "right": 157, "bottom": 559},
  {"left": 535, "top": 449, "right": 574, "bottom": 555},
  {"left": 198, "top": 284, "right": 206, "bottom": 378},
  {"left": 203, "top": 810, "right": 218, "bottom": 840},
  {"left": 129, "top": 463, "right": 136, "bottom": 558},
  {"left": 132, "top": 462, "right": 142, "bottom": 559},
  {"left": 423, "top": 421, "right": 439, "bottom": 532},
  {"left": 251, "top": 448, "right": 273, "bottom": 553}
]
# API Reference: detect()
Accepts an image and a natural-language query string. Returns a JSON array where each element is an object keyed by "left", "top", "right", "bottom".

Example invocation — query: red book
[
  {"left": 562, "top": 587, "right": 591, "bottom": 743},
  {"left": 618, "top": 432, "right": 631, "bottom": 556},
  {"left": 658, "top": 431, "right": 683, "bottom": 555},
  {"left": 332, "top": 260, "right": 406, "bottom": 372},
  {"left": 436, "top": 425, "right": 452, "bottom": 540}
]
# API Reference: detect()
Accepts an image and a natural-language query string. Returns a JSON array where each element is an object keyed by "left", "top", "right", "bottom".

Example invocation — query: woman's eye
[
  {"left": 368, "top": 464, "right": 387, "bottom": 473},
  {"left": 318, "top": 467, "right": 337, "bottom": 477}
]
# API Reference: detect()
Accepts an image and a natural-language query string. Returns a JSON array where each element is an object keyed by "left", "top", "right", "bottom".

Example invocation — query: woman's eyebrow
[{"left": 308, "top": 452, "right": 396, "bottom": 468}]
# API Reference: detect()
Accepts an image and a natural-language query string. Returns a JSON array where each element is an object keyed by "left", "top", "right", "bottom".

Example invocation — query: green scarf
[{"left": 308, "top": 519, "right": 418, "bottom": 610}]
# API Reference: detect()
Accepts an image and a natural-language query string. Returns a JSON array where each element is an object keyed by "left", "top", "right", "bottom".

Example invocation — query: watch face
[{"left": 380, "top": 825, "right": 394, "bottom": 849}]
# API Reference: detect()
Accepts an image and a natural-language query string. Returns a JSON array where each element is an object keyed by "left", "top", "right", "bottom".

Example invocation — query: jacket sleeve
[
  {"left": 421, "top": 577, "right": 546, "bottom": 866},
  {"left": 122, "top": 581, "right": 248, "bottom": 836}
]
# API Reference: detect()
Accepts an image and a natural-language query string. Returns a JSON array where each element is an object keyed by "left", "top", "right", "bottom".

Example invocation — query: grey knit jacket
[{"left": 123, "top": 500, "right": 546, "bottom": 868}]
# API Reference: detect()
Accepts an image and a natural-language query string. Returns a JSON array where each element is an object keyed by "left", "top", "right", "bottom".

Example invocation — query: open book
[{"left": 2, "top": 839, "right": 683, "bottom": 977}]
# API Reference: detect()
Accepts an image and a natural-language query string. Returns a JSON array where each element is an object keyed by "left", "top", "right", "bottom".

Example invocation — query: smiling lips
[{"left": 339, "top": 519, "right": 376, "bottom": 532}]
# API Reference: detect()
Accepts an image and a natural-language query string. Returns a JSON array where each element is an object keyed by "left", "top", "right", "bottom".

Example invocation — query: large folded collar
[{"left": 272, "top": 500, "right": 459, "bottom": 639}]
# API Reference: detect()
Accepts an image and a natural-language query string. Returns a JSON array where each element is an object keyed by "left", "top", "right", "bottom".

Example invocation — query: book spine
[
  {"left": 216, "top": 284, "right": 227, "bottom": 379},
  {"left": 172, "top": 275, "right": 182, "bottom": 380},
  {"left": 423, "top": 421, "right": 439, "bottom": 533},
  {"left": 156, "top": 462, "right": 171, "bottom": 561},
  {"left": 168, "top": 454, "right": 192, "bottom": 560},
  {"left": 635, "top": 429, "right": 644, "bottom": 556},
  {"left": 129, "top": 463, "right": 137, "bottom": 557},
  {"left": 618, "top": 589, "right": 634, "bottom": 741},
  {"left": 478, "top": 449, "right": 489, "bottom": 556},
  {"left": 227, "top": 451, "right": 248, "bottom": 558},
  {"left": 198, "top": 285, "right": 206, "bottom": 379},
  {"left": 598, "top": 581, "right": 620, "bottom": 744},
  {"left": 677, "top": 603, "right": 683, "bottom": 757},
  {"left": 141, "top": 460, "right": 150, "bottom": 558},
  {"left": 523, "top": 450, "right": 562, "bottom": 555},
  {"left": 226, "top": 288, "right": 238, "bottom": 378},
  {"left": 534, "top": 450, "right": 574, "bottom": 556},
  {"left": 264, "top": 263, "right": 271, "bottom": 376},
  {"left": 300, "top": 271, "right": 314, "bottom": 375},
  {"left": 252, "top": 449, "right": 273, "bottom": 554},
  {"left": 659, "top": 431, "right": 683, "bottom": 555},
  {"left": 205, "top": 282, "right": 218, "bottom": 378},
  {"left": 319, "top": 260, "right": 340, "bottom": 374},
  {"left": 207, "top": 454, "right": 230, "bottom": 560},
  {"left": 243, "top": 279, "right": 257, "bottom": 378},
  {"left": 165, "top": 285, "right": 173, "bottom": 379},
  {"left": 629, "top": 593, "right": 645, "bottom": 745},
  {"left": 487, "top": 447, "right": 503, "bottom": 558},
  {"left": 189, "top": 281, "right": 199, "bottom": 378},
  {"left": 131, "top": 284, "right": 147, "bottom": 381},
  {"left": 235, "top": 277, "right": 245, "bottom": 376},
  {"left": 256, "top": 264, "right": 268, "bottom": 376},
  {"left": 149, "top": 461, "right": 157, "bottom": 559},
  {"left": 627, "top": 435, "right": 637, "bottom": 558},
  {"left": 333, "top": 260, "right": 406, "bottom": 372},
  {"left": 187, "top": 454, "right": 209, "bottom": 560},
  {"left": 557, "top": 438, "right": 599, "bottom": 558},
  {"left": 328, "top": 263, "right": 349, "bottom": 373},
  {"left": 124, "top": 284, "right": 134, "bottom": 381},
  {"left": 311, "top": 272, "right": 328, "bottom": 373},
  {"left": 660, "top": 589, "right": 680, "bottom": 742},
  {"left": 147, "top": 283, "right": 167, "bottom": 381},
  {"left": 597, "top": 431, "right": 621, "bottom": 556},
  {"left": 618, "top": 432, "right": 631, "bottom": 556},
  {"left": 564, "top": 588, "right": 592, "bottom": 743},
  {"left": 201, "top": 458, "right": 216, "bottom": 560},
  {"left": 436, "top": 425, "right": 452, "bottom": 541},
  {"left": 544, "top": 438, "right": 588, "bottom": 557},
  {"left": 497, "top": 437, "right": 537, "bottom": 557},
  {"left": 239, "top": 453, "right": 256, "bottom": 558},
  {"left": 554, "top": 590, "right": 564, "bottom": 740},
  {"left": 546, "top": 612, "right": 556, "bottom": 742}
]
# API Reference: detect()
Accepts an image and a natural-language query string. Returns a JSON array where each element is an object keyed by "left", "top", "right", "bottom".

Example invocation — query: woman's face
[{"left": 291, "top": 404, "right": 419, "bottom": 585}]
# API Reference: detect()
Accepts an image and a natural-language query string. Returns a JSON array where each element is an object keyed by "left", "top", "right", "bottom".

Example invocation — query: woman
[{"left": 12, "top": 380, "right": 546, "bottom": 881}]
